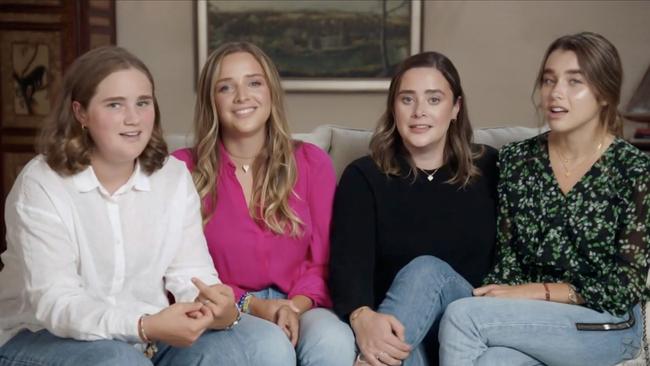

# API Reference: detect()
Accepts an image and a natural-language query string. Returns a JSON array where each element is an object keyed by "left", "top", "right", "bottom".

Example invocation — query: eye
[
  {"left": 428, "top": 97, "right": 440, "bottom": 105},
  {"left": 249, "top": 79, "right": 263, "bottom": 87},
  {"left": 137, "top": 100, "right": 152, "bottom": 107},
  {"left": 568, "top": 78, "right": 583, "bottom": 85},
  {"left": 217, "top": 84, "right": 232, "bottom": 93},
  {"left": 107, "top": 102, "right": 121, "bottom": 109},
  {"left": 541, "top": 77, "right": 555, "bottom": 86},
  {"left": 400, "top": 95, "right": 414, "bottom": 104}
]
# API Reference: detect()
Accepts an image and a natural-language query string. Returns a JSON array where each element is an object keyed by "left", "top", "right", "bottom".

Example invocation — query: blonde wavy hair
[
  {"left": 37, "top": 46, "right": 167, "bottom": 175},
  {"left": 370, "top": 51, "right": 482, "bottom": 188},
  {"left": 192, "top": 42, "right": 302, "bottom": 235}
]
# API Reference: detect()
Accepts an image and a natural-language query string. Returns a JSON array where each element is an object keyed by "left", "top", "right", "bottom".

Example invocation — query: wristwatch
[{"left": 567, "top": 284, "right": 580, "bottom": 304}]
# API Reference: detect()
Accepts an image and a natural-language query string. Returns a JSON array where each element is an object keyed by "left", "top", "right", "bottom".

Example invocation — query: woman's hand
[
  {"left": 142, "top": 302, "right": 212, "bottom": 347},
  {"left": 276, "top": 304, "right": 300, "bottom": 346},
  {"left": 473, "top": 283, "right": 545, "bottom": 300},
  {"left": 350, "top": 307, "right": 411, "bottom": 366},
  {"left": 192, "top": 278, "right": 239, "bottom": 330},
  {"left": 249, "top": 297, "right": 300, "bottom": 322},
  {"left": 249, "top": 297, "right": 301, "bottom": 344}
]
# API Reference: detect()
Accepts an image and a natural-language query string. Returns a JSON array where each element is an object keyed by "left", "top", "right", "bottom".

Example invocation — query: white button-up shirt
[{"left": 0, "top": 156, "right": 220, "bottom": 346}]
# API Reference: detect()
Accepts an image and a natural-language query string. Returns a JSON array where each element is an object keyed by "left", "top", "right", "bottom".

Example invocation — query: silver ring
[
  {"left": 201, "top": 299, "right": 211, "bottom": 305},
  {"left": 355, "top": 354, "right": 369, "bottom": 364}
]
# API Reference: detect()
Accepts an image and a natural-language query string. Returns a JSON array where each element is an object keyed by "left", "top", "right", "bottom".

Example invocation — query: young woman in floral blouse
[{"left": 439, "top": 32, "right": 650, "bottom": 365}]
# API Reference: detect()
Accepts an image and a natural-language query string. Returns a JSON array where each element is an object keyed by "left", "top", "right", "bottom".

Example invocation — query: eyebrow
[
  {"left": 216, "top": 73, "right": 265, "bottom": 83},
  {"left": 543, "top": 68, "right": 583, "bottom": 76},
  {"left": 397, "top": 89, "right": 445, "bottom": 95},
  {"left": 100, "top": 95, "right": 153, "bottom": 103}
]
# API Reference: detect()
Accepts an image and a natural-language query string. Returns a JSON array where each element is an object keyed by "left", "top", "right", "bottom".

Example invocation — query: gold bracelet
[
  {"left": 542, "top": 283, "right": 550, "bottom": 301},
  {"left": 349, "top": 306, "right": 370, "bottom": 322},
  {"left": 138, "top": 315, "right": 158, "bottom": 358}
]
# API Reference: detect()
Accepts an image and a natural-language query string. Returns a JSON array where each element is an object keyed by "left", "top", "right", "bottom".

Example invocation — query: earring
[{"left": 450, "top": 118, "right": 456, "bottom": 123}]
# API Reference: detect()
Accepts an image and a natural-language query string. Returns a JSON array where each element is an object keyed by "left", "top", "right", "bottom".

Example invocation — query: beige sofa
[{"left": 166, "top": 124, "right": 648, "bottom": 365}]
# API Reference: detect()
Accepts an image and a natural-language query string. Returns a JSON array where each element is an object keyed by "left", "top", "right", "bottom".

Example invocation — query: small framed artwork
[
  {"left": 0, "top": 28, "right": 63, "bottom": 129},
  {"left": 197, "top": 0, "right": 422, "bottom": 92}
]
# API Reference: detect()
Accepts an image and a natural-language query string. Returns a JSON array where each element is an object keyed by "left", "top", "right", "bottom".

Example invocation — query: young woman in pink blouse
[{"left": 173, "top": 42, "right": 355, "bottom": 366}]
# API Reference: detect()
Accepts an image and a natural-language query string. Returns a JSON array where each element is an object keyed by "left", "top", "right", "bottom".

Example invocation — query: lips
[
  {"left": 119, "top": 131, "right": 141, "bottom": 137},
  {"left": 233, "top": 107, "right": 256, "bottom": 117},
  {"left": 409, "top": 124, "right": 432, "bottom": 133},
  {"left": 547, "top": 105, "right": 568, "bottom": 119}
]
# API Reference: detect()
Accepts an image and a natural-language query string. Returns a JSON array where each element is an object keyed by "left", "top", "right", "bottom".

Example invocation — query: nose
[
  {"left": 411, "top": 101, "right": 426, "bottom": 119},
  {"left": 124, "top": 105, "right": 140, "bottom": 126},
  {"left": 234, "top": 86, "right": 250, "bottom": 103},
  {"left": 550, "top": 82, "right": 564, "bottom": 100}
]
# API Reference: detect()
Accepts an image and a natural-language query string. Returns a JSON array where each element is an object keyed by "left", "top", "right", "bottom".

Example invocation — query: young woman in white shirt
[{"left": 0, "top": 46, "right": 292, "bottom": 365}]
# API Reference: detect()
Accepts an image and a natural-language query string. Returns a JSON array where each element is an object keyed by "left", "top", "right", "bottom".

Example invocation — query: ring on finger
[
  {"left": 377, "top": 351, "right": 388, "bottom": 359},
  {"left": 355, "top": 354, "right": 369, "bottom": 364}
]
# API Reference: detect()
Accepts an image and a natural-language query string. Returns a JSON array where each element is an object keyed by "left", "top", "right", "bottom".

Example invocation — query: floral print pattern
[{"left": 485, "top": 132, "right": 650, "bottom": 316}]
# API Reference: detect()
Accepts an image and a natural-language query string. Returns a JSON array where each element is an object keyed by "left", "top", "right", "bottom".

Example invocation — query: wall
[{"left": 116, "top": 0, "right": 650, "bottom": 135}]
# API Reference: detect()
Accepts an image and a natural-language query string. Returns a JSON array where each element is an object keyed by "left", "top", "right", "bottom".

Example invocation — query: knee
[
  {"left": 251, "top": 323, "right": 296, "bottom": 365},
  {"left": 398, "top": 255, "right": 457, "bottom": 283},
  {"left": 77, "top": 340, "right": 150, "bottom": 366},
  {"left": 299, "top": 310, "right": 356, "bottom": 362},
  {"left": 439, "top": 298, "right": 478, "bottom": 334}
]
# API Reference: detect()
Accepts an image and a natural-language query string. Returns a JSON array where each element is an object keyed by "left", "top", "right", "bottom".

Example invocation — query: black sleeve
[
  {"left": 329, "top": 161, "right": 377, "bottom": 320},
  {"left": 481, "top": 145, "right": 499, "bottom": 203}
]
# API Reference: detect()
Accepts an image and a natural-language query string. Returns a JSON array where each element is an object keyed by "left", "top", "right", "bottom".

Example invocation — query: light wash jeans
[
  {"left": 0, "top": 313, "right": 294, "bottom": 365},
  {"left": 250, "top": 287, "right": 356, "bottom": 366},
  {"left": 439, "top": 297, "right": 643, "bottom": 366},
  {"left": 348, "top": 255, "right": 474, "bottom": 366}
]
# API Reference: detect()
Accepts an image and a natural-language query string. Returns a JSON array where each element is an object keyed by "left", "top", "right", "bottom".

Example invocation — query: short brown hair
[
  {"left": 370, "top": 51, "right": 482, "bottom": 187},
  {"left": 37, "top": 46, "right": 167, "bottom": 175},
  {"left": 534, "top": 32, "right": 623, "bottom": 135}
]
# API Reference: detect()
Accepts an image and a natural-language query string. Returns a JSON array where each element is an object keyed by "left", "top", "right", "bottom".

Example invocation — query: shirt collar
[{"left": 73, "top": 161, "right": 151, "bottom": 194}]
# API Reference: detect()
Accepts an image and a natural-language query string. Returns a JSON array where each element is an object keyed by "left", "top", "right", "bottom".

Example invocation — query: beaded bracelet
[{"left": 237, "top": 292, "right": 253, "bottom": 314}]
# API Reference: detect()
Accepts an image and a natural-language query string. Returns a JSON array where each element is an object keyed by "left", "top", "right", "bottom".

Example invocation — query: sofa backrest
[
  {"left": 165, "top": 124, "right": 542, "bottom": 180},
  {"left": 292, "top": 124, "right": 542, "bottom": 179}
]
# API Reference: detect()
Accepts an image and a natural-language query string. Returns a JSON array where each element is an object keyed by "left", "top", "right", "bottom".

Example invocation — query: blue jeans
[
  {"left": 250, "top": 287, "right": 356, "bottom": 366},
  {"left": 439, "top": 297, "right": 643, "bottom": 366},
  {"left": 350, "top": 255, "right": 473, "bottom": 366},
  {"left": 0, "top": 313, "right": 294, "bottom": 365}
]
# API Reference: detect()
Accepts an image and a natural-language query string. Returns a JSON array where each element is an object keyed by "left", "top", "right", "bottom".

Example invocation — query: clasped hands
[
  {"left": 139, "top": 278, "right": 238, "bottom": 347},
  {"left": 351, "top": 307, "right": 411, "bottom": 366}
]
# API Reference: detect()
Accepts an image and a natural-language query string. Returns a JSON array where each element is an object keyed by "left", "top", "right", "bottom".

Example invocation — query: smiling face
[
  {"left": 394, "top": 67, "right": 460, "bottom": 156},
  {"left": 214, "top": 52, "right": 272, "bottom": 140},
  {"left": 540, "top": 50, "right": 604, "bottom": 135},
  {"left": 73, "top": 68, "right": 155, "bottom": 169}
]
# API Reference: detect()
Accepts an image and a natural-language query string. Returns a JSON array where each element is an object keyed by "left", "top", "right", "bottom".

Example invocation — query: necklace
[
  {"left": 552, "top": 136, "right": 605, "bottom": 177},
  {"left": 228, "top": 154, "right": 256, "bottom": 174},
  {"left": 419, "top": 167, "right": 440, "bottom": 182}
]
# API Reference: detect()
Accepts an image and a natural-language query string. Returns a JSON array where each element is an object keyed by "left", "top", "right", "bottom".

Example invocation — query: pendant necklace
[
  {"left": 553, "top": 137, "right": 605, "bottom": 177},
  {"left": 419, "top": 167, "right": 440, "bottom": 182}
]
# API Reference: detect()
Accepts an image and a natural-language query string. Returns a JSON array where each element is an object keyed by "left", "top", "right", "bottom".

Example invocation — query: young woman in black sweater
[{"left": 329, "top": 51, "right": 498, "bottom": 366}]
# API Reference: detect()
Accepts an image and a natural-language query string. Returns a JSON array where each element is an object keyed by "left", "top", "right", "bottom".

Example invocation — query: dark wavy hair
[
  {"left": 533, "top": 32, "right": 623, "bottom": 136},
  {"left": 370, "top": 51, "right": 482, "bottom": 187},
  {"left": 37, "top": 46, "right": 167, "bottom": 175}
]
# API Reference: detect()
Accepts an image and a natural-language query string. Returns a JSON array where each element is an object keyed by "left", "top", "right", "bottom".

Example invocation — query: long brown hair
[
  {"left": 533, "top": 32, "right": 623, "bottom": 136},
  {"left": 37, "top": 46, "right": 167, "bottom": 175},
  {"left": 192, "top": 42, "right": 301, "bottom": 235},
  {"left": 370, "top": 51, "right": 482, "bottom": 187}
]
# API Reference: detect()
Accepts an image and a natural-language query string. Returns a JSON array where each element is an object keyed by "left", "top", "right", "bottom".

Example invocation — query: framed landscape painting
[{"left": 197, "top": 0, "right": 422, "bottom": 91}]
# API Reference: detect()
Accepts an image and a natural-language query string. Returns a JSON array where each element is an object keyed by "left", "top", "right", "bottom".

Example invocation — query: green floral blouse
[{"left": 485, "top": 132, "right": 650, "bottom": 316}]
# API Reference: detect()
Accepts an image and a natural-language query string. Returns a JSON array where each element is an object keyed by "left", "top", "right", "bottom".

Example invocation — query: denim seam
[{"left": 410, "top": 274, "right": 469, "bottom": 346}]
